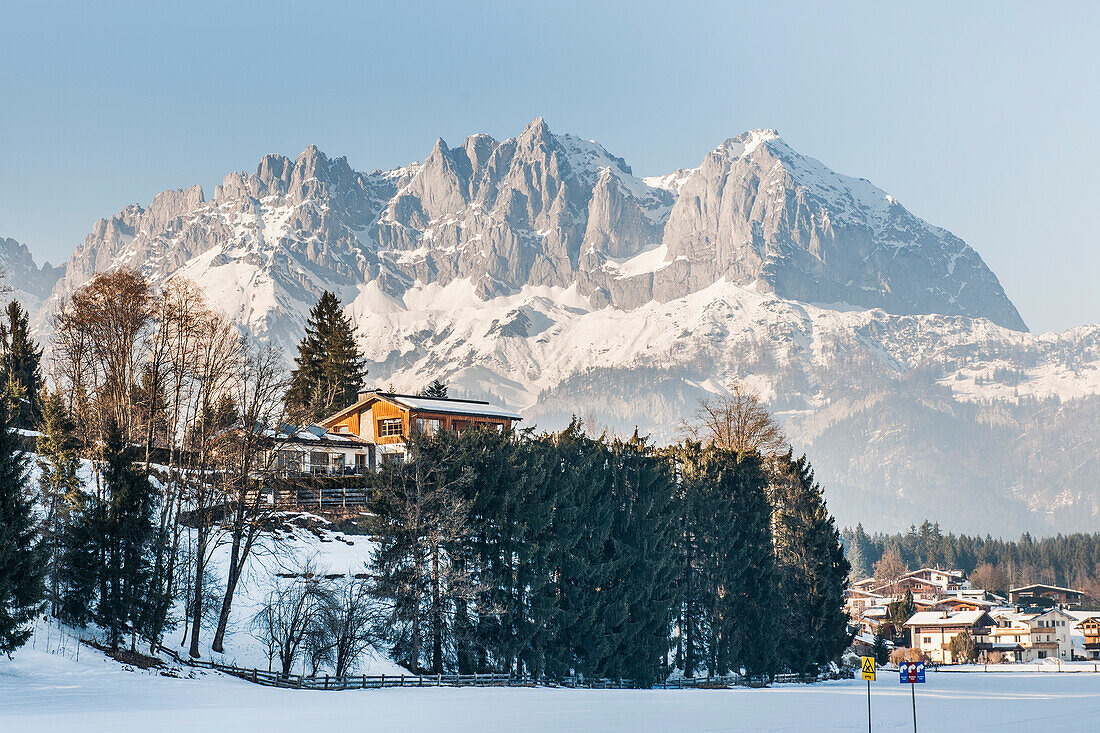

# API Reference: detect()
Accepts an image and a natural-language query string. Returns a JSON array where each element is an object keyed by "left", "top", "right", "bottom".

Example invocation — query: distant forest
[{"left": 841, "top": 520, "right": 1100, "bottom": 601}]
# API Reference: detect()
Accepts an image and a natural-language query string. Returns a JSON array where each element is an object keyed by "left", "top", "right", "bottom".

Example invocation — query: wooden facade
[{"left": 321, "top": 391, "right": 521, "bottom": 461}]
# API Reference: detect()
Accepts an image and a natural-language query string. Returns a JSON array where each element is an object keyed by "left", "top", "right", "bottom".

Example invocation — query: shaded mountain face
[
  {"left": 24, "top": 118, "right": 1100, "bottom": 533},
  {"left": 0, "top": 237, "right": 65, "bottom": 314}
]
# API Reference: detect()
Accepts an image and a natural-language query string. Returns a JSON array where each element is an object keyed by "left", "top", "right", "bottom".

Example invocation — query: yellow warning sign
[{"left": 861, "top": 656, "right": 876, "bottom": 681}]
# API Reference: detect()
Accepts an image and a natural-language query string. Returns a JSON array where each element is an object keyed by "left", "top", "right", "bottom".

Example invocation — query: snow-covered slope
[{"left": 21, "top": 118, "right": 1100, "bottom": 533}]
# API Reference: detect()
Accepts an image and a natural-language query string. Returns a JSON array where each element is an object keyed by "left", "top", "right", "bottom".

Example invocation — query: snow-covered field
[{"left": 4, "top": 641, "right": 1100, "bottom": 733}]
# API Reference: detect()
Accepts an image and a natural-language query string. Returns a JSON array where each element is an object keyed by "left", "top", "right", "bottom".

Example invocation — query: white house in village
[
  {"left": 984, "top": 607, "right": 1077, "bottom": 661},
  {"left": 904, "top": 610, "right": 993, "bottom": 663}
]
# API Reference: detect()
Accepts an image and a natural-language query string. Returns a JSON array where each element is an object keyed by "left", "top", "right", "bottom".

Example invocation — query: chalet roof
[
  {"left": 1009, "top": 583, "right": 1084, "bottom": 596},
  {"left": 846, "top": 588, "right": 883, "bottom": 598},
  {"left": 937, "top": 597, "right": 994, "bottom": 608},
  {"left": 905, "top": 610, "right": 991, "bottom": 627},
  {"left": 907, "top": 567, "right": 966, "bottom": 579},
  {"left": 321, "top": 390, "right": 522, "bottom": 425},
  {"left": 266, "top": 424, "right": 372, "bottom": 448},
  {"left": 389, "top": 394, "right": 523, "bottom": 420}
]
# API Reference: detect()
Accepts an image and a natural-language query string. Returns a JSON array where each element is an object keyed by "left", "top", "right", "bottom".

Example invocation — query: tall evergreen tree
[
  {"left": 595, "top": 433, "right": 678, "bottom": 685},
  {"left": 36, "top": 391, "right": 82, "bottom": 617},
  {"left": 0, "top": 301, "right": 44, "bottom": 429},
  {"left": 771, "top": 452, "right": 851, "bottom": 675},
  {"left": 285, "top": 291, "right": 367, "bottom": 421},
  {"left": 97, "top": 423, "right": 159, "bottom": 651},
  {"left": 55, "top": 486, "right": 100, "bottom": 628},
  {"left": 0, "top": 403, "right": 45, "bottom": 655}
]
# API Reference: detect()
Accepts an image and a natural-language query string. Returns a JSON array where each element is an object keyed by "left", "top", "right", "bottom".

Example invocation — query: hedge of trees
[{"left": 367, "top": 420, "right": 851, "bottom": 683}]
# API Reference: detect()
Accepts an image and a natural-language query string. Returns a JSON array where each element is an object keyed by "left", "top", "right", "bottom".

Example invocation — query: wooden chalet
[
  {"left": 1008, "top": 584, "right": 1085, "bottom": 606},
  {"left": 1076, "top": 615, "right": 1100, "bottom": 659},
  {"left": 320, "top": 390, "right": 522, "bottom": 464}
]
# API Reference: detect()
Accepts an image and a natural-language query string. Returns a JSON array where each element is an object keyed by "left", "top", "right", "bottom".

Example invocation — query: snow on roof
[
  {"left": 1010, "top": 583, "right": 1084, "bottom": 595},
  {"left": 389, "top": 394, "right": 522, "bottom": 420},
  {"left": 905, "top": 610, "right": 989, "bottom": 627},
  {"left": 266, "top": 424, "right": 372, "bottom": 447}
]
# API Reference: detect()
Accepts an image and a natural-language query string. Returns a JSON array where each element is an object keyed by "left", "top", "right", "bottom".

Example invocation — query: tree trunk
[
  {"left": 431, "top": 541, "right": 443, "bottom": 674},
  {"left": 212, "top": 526, "right": 244, "bottom": 653},
  {"left": 189, "top": 533, "right": 206, "bottom": 659}
]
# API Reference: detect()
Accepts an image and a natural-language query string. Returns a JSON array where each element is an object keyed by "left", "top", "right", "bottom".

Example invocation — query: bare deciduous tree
[
  {"left": 683, "top": 383, "right": 787, "bottom": 456},
  {"left": 321, "top": 576, "right": 383, "bottom": 677},
  {"left": 211, "top": 340, "right": 288, "bottom": 653},
  {"left": 251, "top": 563, "right": 329, "bottom": 676},
  {"left": 873, "top": 549, "right": 909, "bottom": 595}
]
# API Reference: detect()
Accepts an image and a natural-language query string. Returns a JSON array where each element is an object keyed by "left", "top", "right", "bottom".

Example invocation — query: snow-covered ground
[
  {"left": 163, "top": 513, "right": 407, "bottom": 675},
  {"left": 3, "top": 641, "right": 1100, "bottom": 733}
]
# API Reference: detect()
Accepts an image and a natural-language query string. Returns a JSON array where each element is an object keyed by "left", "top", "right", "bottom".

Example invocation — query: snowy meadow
[{"left": 3, "top": 641, "right": 1099, "bottom": 733}]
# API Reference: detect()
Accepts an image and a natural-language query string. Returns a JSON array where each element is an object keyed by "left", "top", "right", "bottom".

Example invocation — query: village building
[
  {"left": 320, "top": 390, "right": 522, "bottom": 464},
  {"left": 266, "top": 424, "right": 374, "bottom": 475},
  {"left": 844, "top": 588, "right": 883, "bottom": 620},
  {"left": 904, "top": 609, "right": 994, "bottom": 663},
  {"left": 1008, "top": 584, "right": 1085, "bottom": 606},
  {"left": 1073, "top": 615, "right": 1100, "bottom": 660},
  {"left": 984, "top": 608, "right": 1077, "bottom": 661},
  {"left": 933, "top": 596, "right": 996, "bottom": 613},
  {"left": 907, "top": 568, "right": 968, "bottom": 591}
]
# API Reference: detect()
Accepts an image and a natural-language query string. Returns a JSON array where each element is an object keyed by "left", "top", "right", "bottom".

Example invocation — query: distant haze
[{"left": 1, "top": 2, "right": 1098, "bottom": 333}]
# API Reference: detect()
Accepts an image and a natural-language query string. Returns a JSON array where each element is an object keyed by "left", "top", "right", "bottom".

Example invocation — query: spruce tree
[
  {"left": 771, "top": 452, "right": 852, "bottom": 675},
  {"left": 715, "top": 449, "right": 780, "bottom": 679},
  {"left": 596, "top": 433, "right": 677, "bottom": 686},
  {"left": 421, "top": 379, "right": 448, "bottom": 399},
  {"left": 0, "top": 403, "right": 45, "bottom": 655},
  {"left": 0, "top": 301, "right": 44, "bottom": 430},
  {"left": 285, "top": 292, "right": 367, "bottom": 421},
  {"left": 97, "top": 423, "right": 158, "bottom": 651},
  {"left": 36, "top": 391, "right": 82, "bottom": 617}
]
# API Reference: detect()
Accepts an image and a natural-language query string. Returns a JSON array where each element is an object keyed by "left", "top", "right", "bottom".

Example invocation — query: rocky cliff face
[
  {"left": 23, "top": 118, "right": 1099, "bottom": 533},
  {"left": 0, "top": 237, "right": 65, "bottom": 314}
]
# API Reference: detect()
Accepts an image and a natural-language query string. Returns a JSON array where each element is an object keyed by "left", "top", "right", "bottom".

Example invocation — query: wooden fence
[{"left": 153, "top": 644, "right": 842, "bottom": 691}]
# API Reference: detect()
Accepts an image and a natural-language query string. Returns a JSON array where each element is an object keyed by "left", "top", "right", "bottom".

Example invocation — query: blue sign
[{"left": 900, "top": 662, "right": 926, "bottom": 683}]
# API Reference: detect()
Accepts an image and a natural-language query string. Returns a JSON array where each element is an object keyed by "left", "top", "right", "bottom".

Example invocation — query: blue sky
[{"left": 1, "top": 1, "right": 1096, "bottom": 332}]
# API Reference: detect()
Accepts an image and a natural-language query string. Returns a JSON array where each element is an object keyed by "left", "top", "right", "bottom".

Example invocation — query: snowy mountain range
[{"left": 11, "top": 118, "right": 1100, "bottom": 534}]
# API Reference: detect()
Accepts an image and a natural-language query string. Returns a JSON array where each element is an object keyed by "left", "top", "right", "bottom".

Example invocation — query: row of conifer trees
[{"left": 367, "top": 422, "right": 851, "bottom": 685}]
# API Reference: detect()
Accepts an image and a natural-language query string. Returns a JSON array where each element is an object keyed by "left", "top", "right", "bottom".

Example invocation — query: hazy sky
[{"left": 2, "top": 1, "right": 1096, "bottom": 332}]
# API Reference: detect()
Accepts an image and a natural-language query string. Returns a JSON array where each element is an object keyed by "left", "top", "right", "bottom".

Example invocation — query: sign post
[
  {"left": 861, "top": 656, "right": 876, "bottom": 732},
  {"left": 899, "top": 661, "right": 925, "bottom": 732}
]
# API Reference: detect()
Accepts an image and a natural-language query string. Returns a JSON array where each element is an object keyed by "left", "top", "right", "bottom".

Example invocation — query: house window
[
  {"left": 451, "top": 419, "right": 468, "bottom": 433},
  {"left": 310, "top": 451, "right": 330, "bottom": 474},
  {"left": 275, "top": 449, "right": 304, "bottom": 473},
  {"left": 378, "top": 418, "right": 403, "bottom": 437},
  {"left": 381, "top": 451, "right": 406, "bottom": 466},
  {"left": 415, "top": 417, "right": 442, "bottom": 435},
  {"left": 355, "top": 453, "right": 368, "bottom": 472},
  {"left": 923, "top": 637, "right": 931, "bottom": 644}
]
